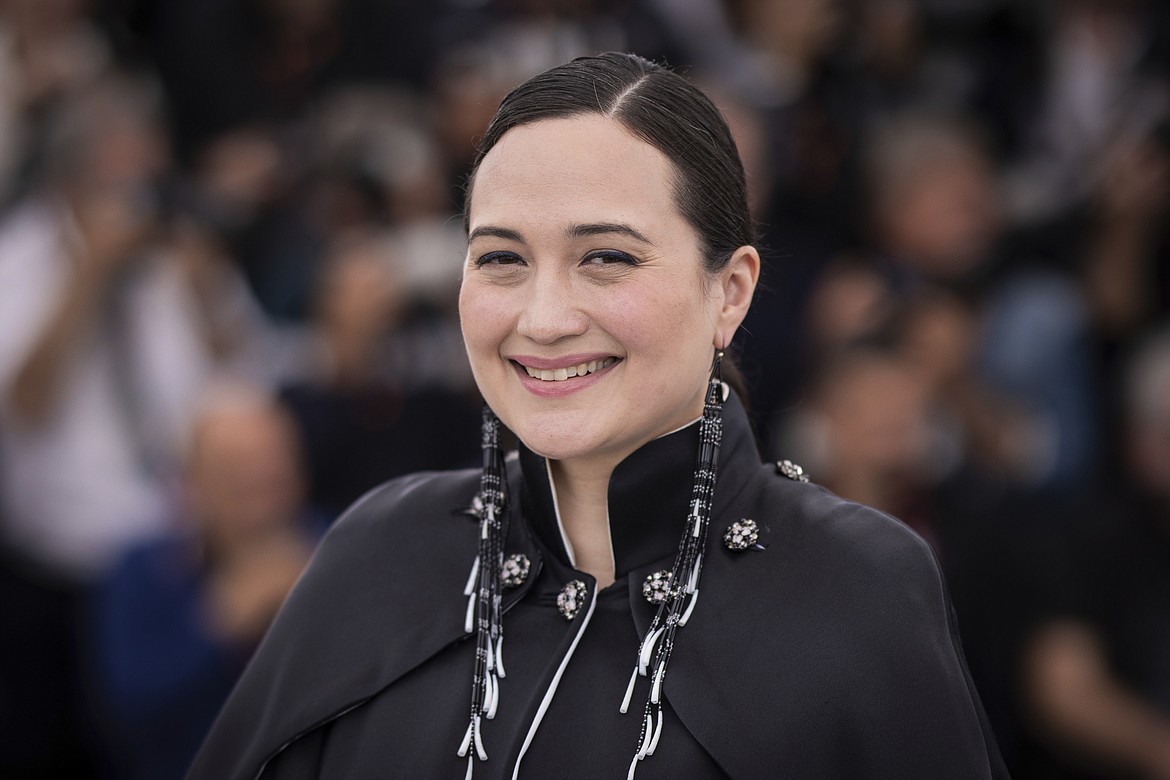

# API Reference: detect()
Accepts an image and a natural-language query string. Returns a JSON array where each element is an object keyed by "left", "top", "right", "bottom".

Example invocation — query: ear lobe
[{"left": 713, "top": 245, "right": 761, "bottom": 347}]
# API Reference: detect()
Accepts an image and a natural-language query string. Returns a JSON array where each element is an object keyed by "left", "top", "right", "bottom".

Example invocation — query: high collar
[{"left": 517, "top": 391, "right": 761, "bottom": 581}]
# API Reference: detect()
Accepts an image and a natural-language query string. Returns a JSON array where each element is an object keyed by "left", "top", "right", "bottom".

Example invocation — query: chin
[
  {"left": 512, "top": 422, "right": 604, "bottom": 462},
  {"left": 499, "top": 406, "right": 611, "bottom": 462}
]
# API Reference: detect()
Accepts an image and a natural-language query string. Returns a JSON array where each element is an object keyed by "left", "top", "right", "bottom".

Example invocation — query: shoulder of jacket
[
  {"left": 323, "top": 467, "right": 481, "bottom": 537},
  {"left": 747, "top": 462, "right": 940, "bottom": 587},
  {"left": 290, "top": 468, "right": 487, "bottom": 606},
  {"left": 186, "top": 467, "right": 490, "bottom": 780}
]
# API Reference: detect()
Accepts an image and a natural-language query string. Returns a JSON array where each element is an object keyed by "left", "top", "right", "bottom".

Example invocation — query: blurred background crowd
[{"left": 0, "top": 0, "right": 1167, "bottom": 778}]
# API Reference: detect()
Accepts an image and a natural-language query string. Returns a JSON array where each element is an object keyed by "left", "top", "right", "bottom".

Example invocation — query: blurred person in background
[
  {"left": 280, "top": 229, "right": 481, "bottom": 517},
  {"left": 91, "top": 383, "right": 317, "bottom": 780},
  {"left": 1080, "top": 123, "right": 1170, "bottom": 346},
  {"left": 142, "top": 0, "right": 451, "bottom": 161},
  {"left": 777, "top": 328, "right": 1015, "bottom": 569},
  {"left": 1025, "top": 326, "right": 1170, "bottom": 780},
  {"left": 0, "top": 0, "right": 111, "bottom": 204},
  {"left": 783, "top": 286, "right": 1047, "bottom": 771},
  {"left": 203, "top": 85, "right": 463, "bottom": 326},
  {"left": 994, "top": 1, "right": 1169, "bottom": 490},
  {"left": 179, "top": 121, "right": 304, "bottom": 324},
  {"left": 782, "top": 344, "right": 936, "bottom": 524},
  {"left": 791, "top": 112, "right": 1007, "bottom": 452},
  {"left": 803, "top": 109, "right": 1100, "bottom": 490},
  {"left": 861, "top": 110, "right": 1002, "bottom": 290},
  {"left": 1076, "top": 119, "right": 1170, "bottom": 483},
  {"left": 721, "top": 0, "right": 848, "bottom": 108},
  {"left": 424, "top": 0, "right": 694, "bottom": 195},
  {"left": 310, "top": 86, "right": 471, "bottom": 381},
  {"left": 720, "top": 0, "right": 861, "bottom": 434},
  {"left": 0, "top": 72, "right": 268, "bottom": 776},
  {"left": 1006, "top": 0, "right": 1167, "bottom": 224}
]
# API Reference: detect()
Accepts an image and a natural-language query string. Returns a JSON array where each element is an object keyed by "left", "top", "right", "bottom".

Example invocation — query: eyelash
[
  {"left": 473, "top": 250, "right": 639, "bottom": 268},
  {"left": 582, "top": 250, "right": 638, "bottom": 266},
  {"left": 474, "top": 251, "right": 523, "bottom": 267}
]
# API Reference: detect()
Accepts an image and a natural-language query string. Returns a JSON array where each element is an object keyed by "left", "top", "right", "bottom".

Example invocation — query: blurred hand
[{"left": 205, "top": 534, "right": 312, "bottom": 646}]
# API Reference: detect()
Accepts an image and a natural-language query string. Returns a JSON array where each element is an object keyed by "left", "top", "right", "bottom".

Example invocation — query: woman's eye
[
  {"left": 582, "top": 250, "right": 637, "bottom": 267},
  {"left": 475, "top": 251, "right": 524, "bottom": 267}
]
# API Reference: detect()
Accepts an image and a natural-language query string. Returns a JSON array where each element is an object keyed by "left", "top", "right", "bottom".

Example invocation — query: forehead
[{"left": 469, "top": 115, "right": 682, "bottom": 234}]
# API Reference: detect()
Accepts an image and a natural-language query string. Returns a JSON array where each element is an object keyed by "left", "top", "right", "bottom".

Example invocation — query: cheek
[
  {"left": 459, "top": 283, "right": 512, "bottom": 355},
  {"left": 600, "top": 281, "right": 713, "bottom": 355}
]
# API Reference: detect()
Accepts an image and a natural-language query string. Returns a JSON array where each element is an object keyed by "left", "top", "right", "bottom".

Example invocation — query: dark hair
[{"left": 463, "top": 52, "right": 755, "bottom": 274}]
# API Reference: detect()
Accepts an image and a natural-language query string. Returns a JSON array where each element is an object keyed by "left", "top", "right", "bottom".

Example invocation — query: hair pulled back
[{"left": 464, "top": 52, "right": 754, "bottom": 274}]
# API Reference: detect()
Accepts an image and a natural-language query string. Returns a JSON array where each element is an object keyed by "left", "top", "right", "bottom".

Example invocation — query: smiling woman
[
  {"left": 461, "top": 112, "right": 752, "bottom": 481},
  {"left": 188, "top": 53, "right": 1009, "bottom": 780}
]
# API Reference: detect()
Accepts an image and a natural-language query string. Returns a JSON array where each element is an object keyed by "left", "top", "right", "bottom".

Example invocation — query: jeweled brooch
[
  {"left": 642, "top": 570, "right": 672, "bottom": 604},
  {"left": 776, "top": 459, "right": 809, "bottom": 482},
  {"left": 557, "top": 579, "right": 588, "bottom": 620},
  {"left": 723, "top": 518, "right": 760, "bottom": 551},
  {"left": 500, "top": 554, "right": 530, "bottom": 588}
]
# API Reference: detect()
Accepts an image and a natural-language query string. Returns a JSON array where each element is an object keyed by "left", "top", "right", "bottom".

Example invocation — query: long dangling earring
[
  {"left": 457, "top": 405, "right": 509, "bottom": 778},
  {"left": 620, "top": 350, "right": 726, "bottom": 779}
]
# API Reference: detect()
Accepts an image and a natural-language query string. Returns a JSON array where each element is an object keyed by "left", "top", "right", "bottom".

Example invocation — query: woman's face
[{"left": 459, "top": 115, "right": 727, "bottom": 466}]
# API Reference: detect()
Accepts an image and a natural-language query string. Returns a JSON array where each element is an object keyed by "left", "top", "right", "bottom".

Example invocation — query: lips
[{"left": 521, "top": 357, "right": 618, "bottom": 382}]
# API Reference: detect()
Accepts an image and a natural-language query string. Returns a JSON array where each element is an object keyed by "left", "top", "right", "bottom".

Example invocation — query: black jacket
[{"left": 188, "top": 394, "right": 1008, "bottom": 779}]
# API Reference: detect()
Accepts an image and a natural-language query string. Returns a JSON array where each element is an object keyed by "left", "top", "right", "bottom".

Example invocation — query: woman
[{"left": 188, "top": 53, "right": 1007, "bottom": 780}]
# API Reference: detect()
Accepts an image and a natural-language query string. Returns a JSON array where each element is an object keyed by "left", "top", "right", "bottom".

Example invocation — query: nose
[{"left": 516, "top": 267, "right": 589, "bottom": 344}]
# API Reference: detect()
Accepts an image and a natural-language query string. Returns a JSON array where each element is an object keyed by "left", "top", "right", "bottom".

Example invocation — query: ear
[{"left": 713, "top": 245, "right": 760, "bottom": 348}]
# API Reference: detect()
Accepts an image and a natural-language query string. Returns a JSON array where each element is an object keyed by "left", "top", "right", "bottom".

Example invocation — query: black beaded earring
[
  {"left": 457, "top": 406, "right": 509, "bottom": 778},
  {"left": 620, "top": 350, "right": 726, "bottom": 779}
]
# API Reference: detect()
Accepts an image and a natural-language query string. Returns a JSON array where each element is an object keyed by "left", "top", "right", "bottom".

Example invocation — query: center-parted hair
[{"left": 464, "top": 52, "right": 754, "bottom": 274}]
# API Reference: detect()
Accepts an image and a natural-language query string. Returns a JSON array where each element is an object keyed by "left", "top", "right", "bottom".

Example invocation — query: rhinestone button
[
  {"left": 723, "top": 518, "right": 760, "bottom": 551},
  {"left": 500, "top": 554, "right": 530, "bottom": 588},
  {"left": 642, "top": 570, "right": 672, "bottom": 604},
  {"left": 777, "top": 459, "right": 809, "bottom": 482},
  {"left": 556, "top": 579, "right": 588, "bottom": 620}
]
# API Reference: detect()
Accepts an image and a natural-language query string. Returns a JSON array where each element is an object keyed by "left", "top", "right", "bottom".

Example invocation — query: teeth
[{"left": 523, "top": 357, "right": 616, "bottom": 382}]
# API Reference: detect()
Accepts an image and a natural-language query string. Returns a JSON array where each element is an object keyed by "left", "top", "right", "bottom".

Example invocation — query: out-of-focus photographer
[{"left": 0, "top": 71, "right": 266, "bottom": 777}]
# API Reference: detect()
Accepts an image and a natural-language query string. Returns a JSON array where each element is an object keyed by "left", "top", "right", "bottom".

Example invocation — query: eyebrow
[
  {"left": 467, "top": 222, "right": 654, "bottom": 245},
  {"left": 467, "top": 225, "right": 525, "bottom": 243},
  {"left": 568, "top": 222, "right": 653, "bottom": 244}
]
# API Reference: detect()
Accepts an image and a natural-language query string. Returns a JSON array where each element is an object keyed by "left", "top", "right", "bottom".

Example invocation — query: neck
[
  {"left": 539, "top": 402, "right": 710, "bottom": 589},
  {"left": 517, "top": 390, "right": 761, "bottom": 588},
  {"left": 548, "top": 455, "right": 618, "bottom": 588}
]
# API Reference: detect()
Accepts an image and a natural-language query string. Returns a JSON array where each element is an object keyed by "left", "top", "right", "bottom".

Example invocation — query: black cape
[{"left": 188, "top": 394, "right": 1008, "bottom": 779}]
